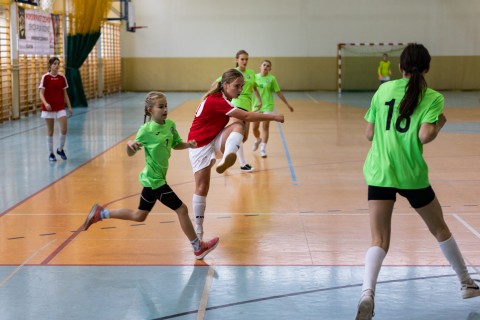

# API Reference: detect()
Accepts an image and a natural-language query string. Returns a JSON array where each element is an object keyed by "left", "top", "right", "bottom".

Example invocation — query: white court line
[
  {"left": 0, "top": 239, "right": 57, "bottom": 287},
  {"left": 464, "top": 256, "right": 480, "bottom": 278},
  {"left": 305, "top": 93, "right": 319, "bottom": 103},
  {"left": 196, "top": 265, "right": 216, "bottom": 320},
  {"left": 453, "top": 213, "right": 480, "bottom": 239},
  {"left": 453, "top": 213, "right": 480, "bottom": 277}
]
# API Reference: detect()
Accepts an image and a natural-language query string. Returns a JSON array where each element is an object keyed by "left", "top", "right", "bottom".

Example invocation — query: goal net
[{"left": 337, "top": 42, "right": 409, "bottom": 95}]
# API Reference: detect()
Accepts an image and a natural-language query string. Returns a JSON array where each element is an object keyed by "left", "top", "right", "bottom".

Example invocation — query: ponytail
[
  {"left": 202, "top": 68, "right": 243, "bottom": 101},
  {"left": 398, "top": 70, "right": 427, "bottom": 121},
  {"left": 398, "top": 44, "right": 431, "bottom": 121},
  {"left": 201, "top": 82, "right": 223, "bottom": 101}
]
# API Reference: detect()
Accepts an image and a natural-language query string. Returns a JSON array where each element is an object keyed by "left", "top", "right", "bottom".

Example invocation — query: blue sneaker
[
  {"left": 49, "top": 153, "right": 57, "bottom": 161},
  {"left": 56, "top": 148, "right": 67, "bottom": 160}
]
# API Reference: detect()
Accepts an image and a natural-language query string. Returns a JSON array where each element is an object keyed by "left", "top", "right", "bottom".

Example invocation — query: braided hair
[{"left": 143, "top": 91, "right": 166, "bottom": 123}]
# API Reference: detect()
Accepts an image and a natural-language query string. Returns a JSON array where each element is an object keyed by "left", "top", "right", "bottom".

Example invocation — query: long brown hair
[
  {"left": 235, "top": 50, "right": 248, "bottom": 67},
  {"left": 48, "top": 57, "right": 60, "bottom": 72},
  {"left": 202, "top": 69, "right": 243, "bottom": 100},
  {"left": 398, "top": 44, "right": 431, "bottom": 121}
]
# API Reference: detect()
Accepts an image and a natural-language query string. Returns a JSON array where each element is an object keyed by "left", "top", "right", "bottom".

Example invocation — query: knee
[
  {"left": 133, "top": 212, "right": 148, "bottom": 222},
  {"left": 175, "top": 204, "right": 189, "bottom": 217}
]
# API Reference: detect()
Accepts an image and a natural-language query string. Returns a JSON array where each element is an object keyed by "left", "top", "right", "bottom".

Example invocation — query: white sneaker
[
  {"left": 355, "top": 289, "right": 374, "bottom": 320},
  {"left": 252, "top": 139, "right": 261, "bottom": 151},
  {"left": 462, "top": 280, "right": 480, "bottom": 299},
  {"left": 260, "top": 150, "right": 267, "bottom": 158},
  {"left": 216, "top": 152, "right": 237, "bottom": 174}
]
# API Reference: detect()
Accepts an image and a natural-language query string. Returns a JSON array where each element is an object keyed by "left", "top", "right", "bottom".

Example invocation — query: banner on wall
[{"left": 18, "top": 7, "right": 54, "bottom": 55}]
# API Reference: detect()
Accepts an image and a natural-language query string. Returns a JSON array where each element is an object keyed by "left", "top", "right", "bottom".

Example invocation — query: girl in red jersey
[
  {"left": 39, "top": 57, "right": 73, "bottom": 161},
  {"left": 188, "top": 68, "right": 284, "bottom": 240}
]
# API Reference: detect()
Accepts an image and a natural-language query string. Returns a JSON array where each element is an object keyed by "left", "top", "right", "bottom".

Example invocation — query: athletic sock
[
  {"left": 224, "top": 131, "right": 242, "bottom": 156},
  {"left": 260, "top": 142, "right": 266, "bottom": 152},
  {"left": 237, "top": 143, "right": 247, "bottom": 166},
  {"left": 100, "top": 209, "right": 110, "bottom": 219},
  {"left": 439, "top": 236, "right": 471, "bottom": 284},
  {"left": 59, "top": 134, "right": 66, "bottom": 150},
  {"left": 362, "top": 246, "right": 386, "bottom": 292},
  {"left": 191, "top": 238, "right": 201, "bottom": 251},
  {"left": 47, "top": 136, "right": 54, "bottom": 153},
  {"left": 193, "top": 194, "right": 206, "bottom": 231}
]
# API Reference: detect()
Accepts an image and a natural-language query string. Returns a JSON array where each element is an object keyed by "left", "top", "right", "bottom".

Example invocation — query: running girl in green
[
  {"left": 251, "top": 59, "right": 294, "bottom": 158},
  {"left": 83, "top": 92, "right": 219, "bottom": 260},
  {"left": 356, "top": 44, "right": 479, "bottom": 320}
]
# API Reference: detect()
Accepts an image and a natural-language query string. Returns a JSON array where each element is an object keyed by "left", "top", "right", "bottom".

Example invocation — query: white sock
[
  {"left": 47, "top": 136, "right": 54, "bottom": 153},
  {"left": 439, "top": 236, "right": 471, "bottom": 284},
  {"left": 224, "top": 131, "right": 243, "bottom": 156},
  {"left": 362, "top": 246, "right": 386, "bottom": 292},
  {"left": 59, "top": 134, "right": 66, "bottom": 150},
  {"left": 237, "top": 143, "right": 247, "bottom": 166},
  {"left": 100, "top": 209, "right": 110, "bottom": 219},
  {"left": 193, "top": 194, "right": 206, "bottom": 231},
  {"left": 260, "top": 142, "right": 266, "bottom": 152}
]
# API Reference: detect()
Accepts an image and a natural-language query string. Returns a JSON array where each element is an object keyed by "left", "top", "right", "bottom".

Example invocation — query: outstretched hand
[{"left": 276, "top": 114, "right": 285, "bottom": 123}]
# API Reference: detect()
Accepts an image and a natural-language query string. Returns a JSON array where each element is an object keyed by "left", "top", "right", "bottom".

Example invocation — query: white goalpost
[{"left": 337, "top": 42, "right": 410, "bottom": 95}]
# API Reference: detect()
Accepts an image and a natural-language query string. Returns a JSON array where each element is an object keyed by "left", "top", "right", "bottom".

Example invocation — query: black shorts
[
  {"left": 138, "top": 184, "right": 183, "bottom": 212},
  {"left": 368, "top": 185, "right": 435, "bottom": 209}
]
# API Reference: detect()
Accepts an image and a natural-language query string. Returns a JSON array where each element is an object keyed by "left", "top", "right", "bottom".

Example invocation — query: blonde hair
[
  {"left": 201, "top": 69, "right": 243, "bottom": 101},
  {"left": 144, "top": 91, "right": 166, "bottom": 123}
]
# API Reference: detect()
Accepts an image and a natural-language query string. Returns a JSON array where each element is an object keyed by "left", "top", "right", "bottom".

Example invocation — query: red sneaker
[
  {"left": 83, "top": 203, "right": 103, "bottom": 231},
  {"left": 194, "top": 237, "right": 219, "bottom": 260}
]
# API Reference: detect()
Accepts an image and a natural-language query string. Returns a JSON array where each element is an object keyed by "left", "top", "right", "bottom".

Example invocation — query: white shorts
[
  {"left": 41, "top": 110, "right": 67, "bottom": 119},
  {"left": 189, "top": 129, "right": 225, "bottom": 173}
]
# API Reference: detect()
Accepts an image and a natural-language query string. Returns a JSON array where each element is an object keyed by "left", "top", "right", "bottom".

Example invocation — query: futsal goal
[{"left": 337, "top": 42, "right": 409, "bottom": 95}]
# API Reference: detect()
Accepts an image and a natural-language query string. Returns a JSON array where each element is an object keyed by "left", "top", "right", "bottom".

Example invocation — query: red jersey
[
  {"left": 188, "top": 92, "right": 236, "bottom": 147},
  {"left": 39, "top": 72, "right": 68, "bottom": 112}
]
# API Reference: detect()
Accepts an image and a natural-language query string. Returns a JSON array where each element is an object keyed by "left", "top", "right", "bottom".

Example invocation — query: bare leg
[
  {"left": 57, "top": 116, "right": 68, "bottom": 150},
  {"left": 261, "top": 120, "right": 270, "bottom": 144},
  {"left": 174, "top": 203, "right": 197, "bottom": 242},
  {"left": 109, "top": 208, "right": 150, "bottom": 222},
  {"left": 356, "top": 200, "right": 394, "bottom": 320},
  {"left": 416, "top": 197, "right": 473, "bottom": 285},
  {"left": 45, "top": 118, "right": 55, "bottom": 154}
]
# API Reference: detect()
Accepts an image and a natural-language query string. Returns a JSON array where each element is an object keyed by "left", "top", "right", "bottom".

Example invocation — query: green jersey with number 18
[{"left": 363, "top": 78, "right": 444, "bottom": 189}]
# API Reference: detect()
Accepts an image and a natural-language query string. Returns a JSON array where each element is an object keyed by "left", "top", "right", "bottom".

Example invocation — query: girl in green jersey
[
  {"left": 83, "top": 92, "right": 219, "bottom": 260},
  {"left": 356, "top": 44, "right": 479, "bottom": 320},
  {"left": 251, "top": 60, "right": 294, "bottom": 158},
  {"left": 226, "top": 50, "right": 262, "bottom": 172}
]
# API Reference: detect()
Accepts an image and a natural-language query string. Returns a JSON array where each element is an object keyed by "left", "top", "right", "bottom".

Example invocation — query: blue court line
[{"left": 276, "top": 120, "right": 297, "bottom": 185}]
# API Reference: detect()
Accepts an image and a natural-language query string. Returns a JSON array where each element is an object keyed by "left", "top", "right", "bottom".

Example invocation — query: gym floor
[{"left": 0, "top": 91, "right": 479, "bottom": 319}]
